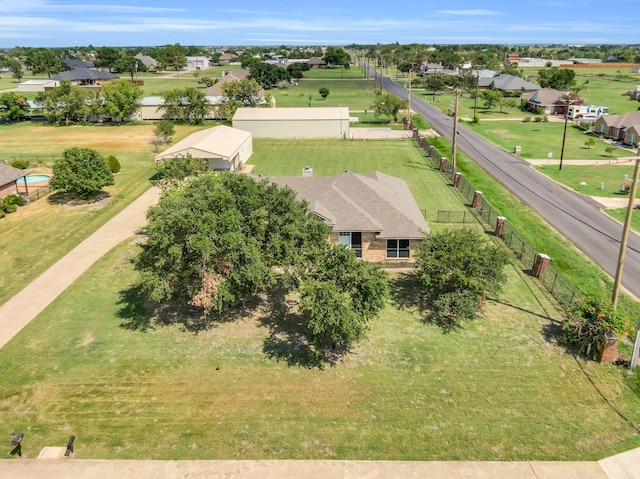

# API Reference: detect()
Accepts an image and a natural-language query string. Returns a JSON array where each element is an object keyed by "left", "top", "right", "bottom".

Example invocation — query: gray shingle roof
[
  {"left": 486, "top": 74, "right": 539, "bottom": 91},
  {"left": 600, "top": 111, "right": 640, "bottom": 128},
  {"left": 269, "top": 171, "right": 430, "bottom": 238},
  {"left": 51, "top": 67, "right": 118, "bottom": 81},
  {"left": 0, "top": 164, "right": 29, "bottom": 188}
]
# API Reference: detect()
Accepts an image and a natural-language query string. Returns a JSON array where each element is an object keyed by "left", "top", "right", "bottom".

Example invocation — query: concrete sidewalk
[
  {"left": 0, "top": 186, "right": 161, "bottom": 349},
  {"left": 0, "top": 453, "right": 638, "bottom": 479}
]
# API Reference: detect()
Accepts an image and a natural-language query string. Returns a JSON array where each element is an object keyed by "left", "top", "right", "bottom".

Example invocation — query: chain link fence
[{"left": 414, "top": 130, "right": 580, "bottom": 309}]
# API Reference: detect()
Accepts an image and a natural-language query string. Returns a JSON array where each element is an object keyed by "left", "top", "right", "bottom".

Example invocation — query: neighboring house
[
  {"left": 623, "top": 125, "right": 640, "bottom": 146},
  {"left": 594, "top": 111, "right": 640, "bottom": 141},
  {"left": 131, "top": 96, "right": 224, "bottom": 121},
  {"left": 204, "top": 69, "right": 265, "bottom": 98},
  {"left": 269, "top": 171, "right": 429, "bottom": 263},
  {"left": 478, "top": 74, "right": 539, "bottom": 94},
  {"left": 17, "top": 79, "right": 59, "bottom": 92},
  {"left": 155, "top": 125, "right": 252, "bottom": 171},
  {"left": 308, "top": 57, "right": 327, "bottom": 68},
  {"left": 218, "top": 53, "right": 236, "bottom": 65},
  {"left": 421, "top": 63, "right": 446, "bottom": 75},
  {"left": 186, "top": 56, "right": 210, "bottom": 70},
  {"left": 63, "top": 58, "right": 95, "bottom": 70},
  {"left": 526, "top": 88, "right": 576, "bottom": 115},
  {"left": 232, "top": 107, "right": 350, "bottom": 139},
  {"left": 0, "top": 164, "right": 29, "bottom": 199},
  {"left": 50, "top": 67, "right": 118, "bottom": 86},
  {"left": 134, "top": 53, "right": 159, "bottom": 71}
]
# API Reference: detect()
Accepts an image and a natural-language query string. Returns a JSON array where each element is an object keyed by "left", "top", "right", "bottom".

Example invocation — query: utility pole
[
  {"left": 407, "top": 69, "right": 412, "bottom": 127},
  {"left": 451, "top": 87, "right": 460, "bottom": 181},
  {"left": 612, "top": 153, "right": 640, "bottom": 309},
  {"left": 473, "top": 69, "right": 480, "bottom": 120},
  {"left": 559, "top": 92, "right": 573, "bottom": 171}
]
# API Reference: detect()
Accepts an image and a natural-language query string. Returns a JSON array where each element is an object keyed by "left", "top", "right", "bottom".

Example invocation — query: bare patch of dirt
[{"left": 487, "top": 129, "right": 516, "bottom": 139}]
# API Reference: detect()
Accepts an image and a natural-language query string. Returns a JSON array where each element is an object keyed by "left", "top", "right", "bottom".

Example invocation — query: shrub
[
  {"left": 523, "top": 116, "right": 531, "bottom": 123},
  {"left": 562, "top": 297, "right": 634, "bottom": 360},
  {"left": 4, "top": 194, "right": 25, "bottom": 207},
  {"left": 105, "top": 155, "right": 121, "bottom": 174},
  {"left": 10, "top": 159, "right": 29, "bottom": 169},
  {"left": 533, "top": 116, "right": 543, "bottom": 122}
]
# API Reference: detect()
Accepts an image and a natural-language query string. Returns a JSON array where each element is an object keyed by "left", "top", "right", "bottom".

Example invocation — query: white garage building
[
  {"left": 232, "top": 107, "right": 350, "bottom": 139},
  {"left": 155, "top": 125, "right": 252, "bottom": 172}
]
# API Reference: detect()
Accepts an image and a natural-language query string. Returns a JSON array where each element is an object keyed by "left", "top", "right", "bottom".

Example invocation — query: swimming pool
[{"left": 21, "top": 175, "right": 51, "bottom": 184}]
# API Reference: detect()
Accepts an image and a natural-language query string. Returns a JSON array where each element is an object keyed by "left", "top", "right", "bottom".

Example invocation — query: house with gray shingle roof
[
  {"left": 134, "top": 53, "right": 159, "bottom": 71},
  {"left": 269, "top": 171, "right": 429, "bottom": 263},
  {"left": 594, "top": 111, "right": 640, "bottom": 141},
  {"left": 50, "top": 67, "right": 118, "bottom": 86},
  {"left": 526, "top": 88, "right": 579, "bottom": 115},
  {"left": 478, "top": 74, "right": 540, "bottom": 95}
]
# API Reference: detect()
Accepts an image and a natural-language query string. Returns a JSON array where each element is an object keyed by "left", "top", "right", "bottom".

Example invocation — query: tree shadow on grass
[
  {"left": 388, "top": 272, "right": 425, "bottom": 313},
  {"left": 258, "top": 288, "right": 341, "bottom": 369},
  {"left": 47, "top": 190, "right": 111, "bottom": 206},
  {"left": 116, "top": 284, "right": 260, "bottom": 334}
]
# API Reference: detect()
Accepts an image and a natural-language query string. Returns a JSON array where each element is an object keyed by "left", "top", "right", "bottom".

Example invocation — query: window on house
[
  {"left": 387, "top": 239, "right": 410, "bottom": 258},
  {"left": 338, "top": 232, "right": 362, "bottom": 258}
]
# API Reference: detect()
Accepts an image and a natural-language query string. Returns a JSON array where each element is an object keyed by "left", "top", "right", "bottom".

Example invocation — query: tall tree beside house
[
  {"left": 134, "top": 172, "right": 387, "bottom": 359},
  {"left": 102, "top": 79, "right": 143, "bottom": 122},
  {"left": 248, "top": 62, "right": 291, "bottom": 89},
  {"left": 50, "top": 147, "right": 114, "bottom": 199},
  {"left": 160, "top": 87, "right": 211, "bottom": 125},
  {"left": 112, "top": 50, "right": 144, "bottom": 80},
  {"left": 158, "top": 43, "right": 187, "bottom": 73},
  {"left": 323, "top": 46, "right": 350, "bottom": 68},
  {"left": 94, "top": 47, "right": 120, "bottom": 71},
  {"left": 536, "top": 67, "right": 576, "bottom": 91},
  {"left": 36, "top": 81, "right": 91, "bottom": 125},
  {"left": 414, "top": 227, "right": 510, "bottom": 332},
  {"left": 26, "top": 48, "right": 63, "bottom": 78}
]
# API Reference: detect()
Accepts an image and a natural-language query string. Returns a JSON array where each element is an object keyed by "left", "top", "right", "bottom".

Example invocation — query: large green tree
[
  {"left": 50, "top": 147, "right": 114, "bottom": 199},
  {"left": 160, "top": 87, "right": 211, "bottom": 124},
  {"left": 415, "top": 228, "right": 510, "bottom": 332},
  {"left": 0, "top": 93, "right": 29, "bottom": 122},
  {"left": 94, "top": 46, "right": 120, "bottom": 71},
  {"left": 248, "top": 62, "right": 291, "bottom": 89},
  {"left": 26, "top": 48, "right": 63, "bottom": 78},
  {"left": 158, "top": 44, "right": 187, "bottom": 73},
  {"left": 370, "top": 93, "right": 407, "bottom": 122},
  {"left": 36, "top": 81, "right": 91, "bottom": 125},
  {"left": 135, "top": 173, "right": 330, "bottom": 315},
  {"left": 220, "top": 78, "right": 262, "bottom": 118},
  {"left": 536, "top": 67, "right": 576, "bottom": 91},
  {"left": 112, "top": 50, "right": 143, "bottom": 80},
  {"left": 8, "top": 59, "right": 24, "bottom": 81},
  {"left": 300, "top": 244, "right": 388, "bottom": 351},
  {"left": 102, "top": 79, "right": 143, "bottom": 122}
]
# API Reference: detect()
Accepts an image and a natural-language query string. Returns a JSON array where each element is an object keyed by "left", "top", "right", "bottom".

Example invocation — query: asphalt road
[{"left": 380, "top": 73, "right": 640, "bottom": 300}]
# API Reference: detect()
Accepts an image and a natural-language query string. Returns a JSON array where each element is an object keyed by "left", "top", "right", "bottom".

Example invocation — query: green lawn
[
  {"left": 464, "top": 120, "right": 634, "bottom": 160},
  {"left": 536, "top": 163, "right": 640, "bottom": 198},
  {"left": 0, "top": 123, "right": 205, "bottom": 306},
  {"left": 272, "top": 80, "right": 378, "bottom": 109},
  {"left": 2, "top": 156, "right": 640, "bottom": 460}
]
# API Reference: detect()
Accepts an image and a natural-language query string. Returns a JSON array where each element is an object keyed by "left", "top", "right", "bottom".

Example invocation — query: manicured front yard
[{"left": 1, "top": 136, "right": 639, "bottom": 461}]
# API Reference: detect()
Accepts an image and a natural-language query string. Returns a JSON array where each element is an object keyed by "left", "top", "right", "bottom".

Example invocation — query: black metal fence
[
  {"left": 413, "top": 130, "right": 580, "bottom": 309},
  {"left": 436, "top": 210, "right": 475, "bottom": 224}
]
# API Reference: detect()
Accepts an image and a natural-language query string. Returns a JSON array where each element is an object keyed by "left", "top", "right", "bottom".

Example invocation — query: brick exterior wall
[
  {"left": 329, "top": 231, "right": 420, "bottom": 264},
  {"left": 0, "top": 182, "right": 18, "bottom": 199}
]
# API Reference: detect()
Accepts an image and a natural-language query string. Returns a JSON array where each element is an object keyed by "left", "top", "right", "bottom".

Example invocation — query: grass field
[
  {"left": 272, "top": 80, "right": 378, "bottom": 109},
  {"left": 2, "top": 140, "right": 640, "bottom": 460},
  {"left": 0, "top": 123, "right": 205, "bottom": 306},
  {"left": 464, "top": 120, "right": 634, "bottom": 161}
]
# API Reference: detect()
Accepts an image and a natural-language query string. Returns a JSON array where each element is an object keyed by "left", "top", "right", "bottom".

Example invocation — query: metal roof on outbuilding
[{"left": 233, "top": 107, "right": 349, "bottom": 121}]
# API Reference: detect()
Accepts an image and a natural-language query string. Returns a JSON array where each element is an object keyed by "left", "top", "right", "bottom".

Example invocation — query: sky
[{"left": 1, "top": 0, "right": 638, "bottom": 48}]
